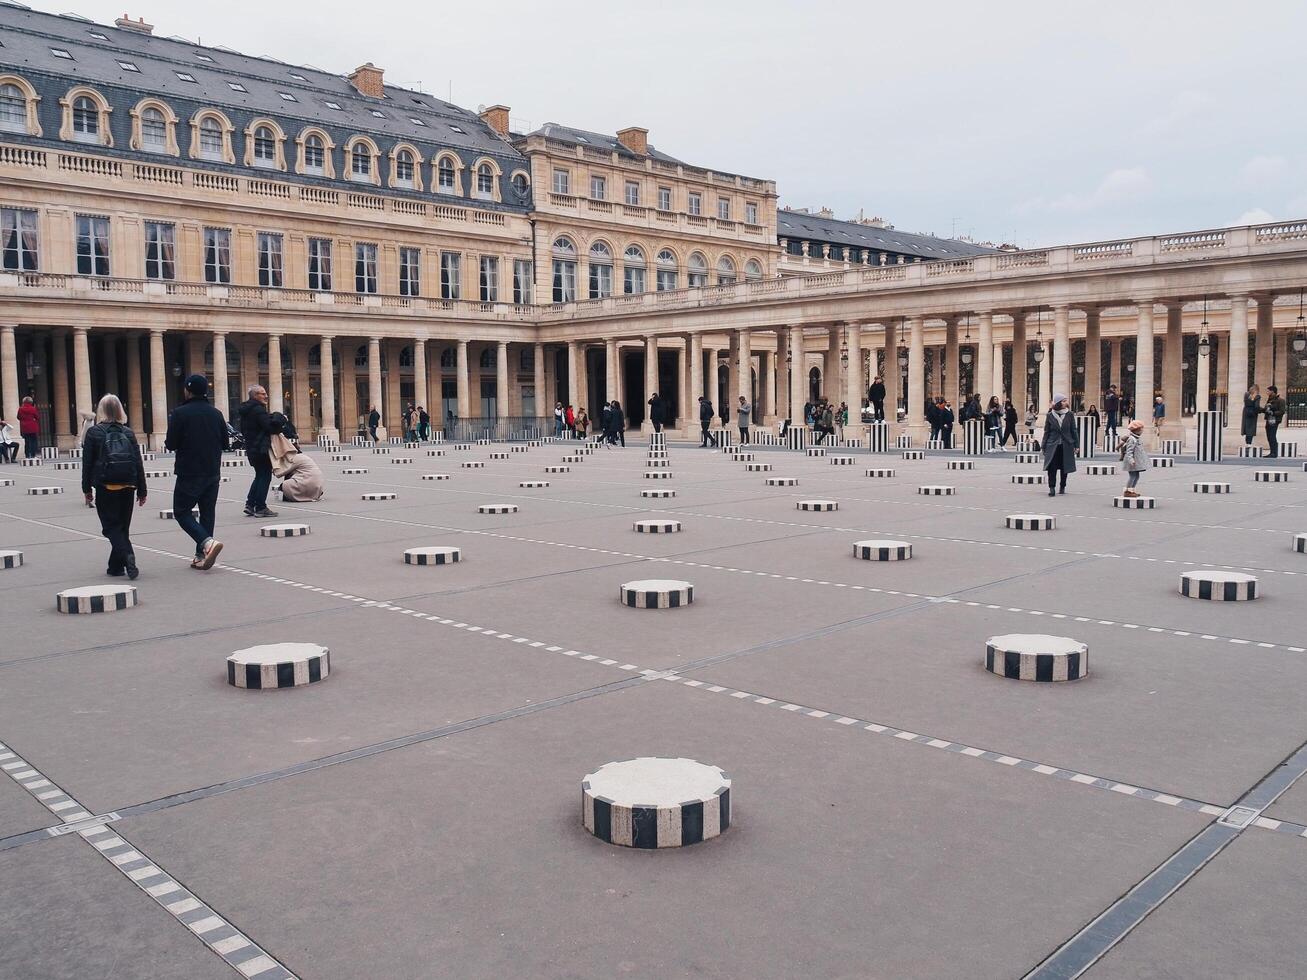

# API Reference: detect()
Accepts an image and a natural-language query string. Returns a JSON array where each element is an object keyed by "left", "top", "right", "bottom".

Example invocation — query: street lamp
[
  {"left": 1295, "top": 290, "right": 1307, "bottom": 354},
  {"left": 1198, "top": 295, "right": 1211, "bottom": 358},
  {"left": 960, "top": 315, "right": 973, "bottom": 366},
  {"left": 1031, "top": 307, "right": 1045, "bottom": 364}
]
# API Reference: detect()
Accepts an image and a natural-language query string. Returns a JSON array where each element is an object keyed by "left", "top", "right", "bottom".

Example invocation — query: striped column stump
[
  {"left": 227, "top": 642, "right": 329, "bottom": 690},
  {"left": 577, "top": 447, "right": 595, "bottom": 456},
  {"left": 390, "top": 437, "right": 405, "bottom": 445},
  {"left": 260, "top": 523, "right": 310, "bottom": 537},
  {"left": 1293, "top": 533, "right": 1305, "bottom": 553},
  {"left": 391, "top": 457, "right": 415, "bottom": 465},
  {"left": 1238, "top": 446, "right": 1262, "bottom": 458},
  {"left": 583, "top": 757, "right": 729, "bottom": 849},
  {"left": 462, "top": 461, "right": 486, "bottom": 469},
  {"left": 644, "top": 471, "right": 673, "bottom": 479},
  {"left": 27, "top": 486, "right": 63, "bottom": 495},
  {"left": 646, "top": 459, "right": 671, "bottom": 468},
  {"left": 902, "top": 449, "right": 925, "bottom": 460},
  {"left": 426, "top": 449, "right": 447, "bottom": 457},
  {"left": 544, "top": 466, "right": 571, "bottom": 474},
  {"left": 765, "top": 476, "right": 798, "bottom": 486},
  {"left": 220, "top": 476, "right": 230, "bottom": 483},
  {"left": 648, "top": 450, "right": 669, "bottom": 459},
  {"left": 985, "top": 634, "right": 1088, "bottom": 682},
  {"left": 453, "top": 443, "right": 473, "bottom": 451},
  {"left": 352, "top": 436, "right": 368, "bottom": 446},
  {"left": 1017, "top": 436, "right": 1036, "bottom": 451},
  {"left": 527, "top": 440, "right": 541, "bottom": 447},
  {"left": 404, "top": 546, "right": 461, "bottom": 566},
  {"left": 519, "top": 481, "right": 550, "bottom": 488},
  {"left": 633, "top": 519, "right": 682, "bottom": 533},
  {"left": 220, "top": 459, "right": 245, "bottom": 468},
  {"left": 1303, "top": 462, "right": 1307, "bottom": 472},
  {"left": 865, "top": 468, "right": 896, "bottom": 478},
  {"left": 511, "top": 445, "right": 530, "bottom": 453},
  {"left": 19, "top": 458, "right": 40, "bottom": 466},
  {"left": 140, "top": 452, "right": 157, "bottom": 462},
  {"left": 1015, "top": 452, "right": 1040, "bottom": 464},
  {"left": 476, "top": 438, "right": 492, "bottom": 446},
  {"left": 66, "top": 448, "right": 83, "bottom": 458},
  {"left": 373, "top": 447, "right": 392, "bottom": 455},
  {"left": 1085, "top": 463, "right": 1116, "bottom": 475},
  {"left": 341, "top": 468, "right": 369, "bottom": 475},
  {"left": 1192, "top": 482, "right": 1230, "bottom": 494},
  {"left": 1012, "top": 474, "right": 1043, "bottom": 485},
  {"left": 1005, "top": 514, "right": 1055, "bottom": 530},
  {"left": 330, "top": 454, "right": 353, "bottom": 462},
  {"left": 926, "top": 439, "right": 946, "bottom": 451},
  {"left": 853, "top": 539, "right": 912, "bottom": 561},
  {"left": 964, "top": 418, "right": 986, "bottom": 456},
  {"left": 896, "top": 435, "right": 913, "bottom": 449},
  {"left": 947, "top": 459, "right": 975, "bottom": 471},
  {"left": 1278, "top": 441, "right": 1299, "bottom": 458},
  {"left": 806, "top": 447, "right": 826, "bottom": 457},
  {"left": 620, "top": 579, "right": 693, "bottom": 608},
  {"left": 842, "top": 438, "right": 863, "bottom": 449},
  {"left": 158, "top": 507, "right": 199, "bottom": 520},
  {"left": 1254, "top": 470, "right": 1289, "bottom": 483},
  {"left": 40, "top": 447, "right": 59, "bottom": 459},
  {"left": 745, "top": 462, "right": 772, "bottom": 472},
  {"left": 1152, "top": 457, "right": 1174, "bottom": 468},
  {"left": 144, "top": 470, "right": 169, "bottom": 479},
  {"left": 1180, "top": 570, "right": 1257, "bottom": 601},
  {"left": 731, "top": 452, "right": 755, "bottom": 462},
  {"left": 361, "top": 492, "right": 397, "bottom": 501},
  {"left": 422, "top": 473, "right": 451, "bottom": 481},
  {"left": 489, "top": 452, "right": 509, "bottom": 460},
  {"left": 1113, "top": 495, "right": 1156, "bottom": 508},
  {"left": 1158, "top": 438, "right": 1182, "bottom": 455},
  {"left": 1195, "top": 411, "right": 1223, "bottom": 462},
  {"left": 866, "top": 422, "right": 889, "bottom": 453},
  {"left": 829, "top": 455, "right": 855, "bottom": 466},
  {"left": 56, "top": 584, "right": 137, "bottom": 614},
  {"left": 1, "top": 550, "right": 23, "bottom": 569},
  {"left": 1076, "top": 416, "right": 1098, "bottom": 459},
  {"left": 478, "top": 503, "right": 518, "bottom": 514},
  {"left": 649, "top": 432, "right": 667, "bottom": 447},
  {"left": 0, "top": 478, "right": 13, "bottom": 487},
  {"left": 561, "top": 455, "right": 583, "bottom": 463},
  {"left": 918, "top": 485, "right": 955, "bottom": 495},
  {"left": 53, "top": 460, "right": 77, "bottom": 470},
  {"left": 797, "top": 499, "right": 837, "bottom": 511},
  {"left": 641, "top": 488, "right": 676, "bottom": 498},
  {"left": 785, "top": 428, "right": 809, "bottom": 451}
]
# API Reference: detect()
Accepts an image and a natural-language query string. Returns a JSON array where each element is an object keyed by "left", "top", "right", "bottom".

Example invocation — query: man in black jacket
[
  {"left": 238, "top": 384, "right": 280, "bottom": 518},
  {"left": 648, "top": 393, "right": 665, "bottom": 433},
  {"left": 165, "top": 374, "right": 228, "bottom": 569},
  {"left": 698, "top": 396, "right": 717, "bottom": 447},
  {"left": 868, "top": 377, "right": 886, "bottom": 421}
]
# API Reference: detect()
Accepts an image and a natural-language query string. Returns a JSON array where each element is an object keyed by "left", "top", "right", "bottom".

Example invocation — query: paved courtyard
[{"left": 1, "top": 437, "right": 1305, "bottom": 979}]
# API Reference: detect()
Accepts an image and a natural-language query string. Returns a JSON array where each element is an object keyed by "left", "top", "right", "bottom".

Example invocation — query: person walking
[
  {"left": 16, "top": 396, "right": 39, "bottom": 459},
  {"left": 418, "top": 406, "right": 430, "bottom": 442},
  {"left": 575, "top": 407, "right": 589, "bottom": 441},
  {"left": 1002, "top": 399, "right": 1019, "bottom": 448},
  {"left": 165, "top": 374, "right": 227, "bottom": 570},
  {"left": 647, "top": 392, "right": 665, "bottom": 434},
  {"left": 1241, "top": 384, "right": 1262, "bottom": 447},
  {"left": 1103, "top": 385, "right": 1120, "bottom": 446},
  {"left": 1120, "top": 419, "right": 1149, "bottom": 497},
  {"left": 737, "top": 396, "right": 752, "bottom": 444},
  {"left": 554, "top": 402, "right": 564, "bottom": 437},
  {"left": 607, "top": 400, "right": 626, "bottom": 447},
  {"left": 81, "top": 394, "right": 147, "bottom": 580},
  {"left": 1024, "top": 403, "right": 1038, "bottom": 445},
  {"left": 367, "top": 405, "right": 380, "bottom": 443},
  {"left": 698, "top": 396, "right": 717, "bottom": 447},
  {"left": 1152, "top": 396, "right": 1166, "bottom": 443},
  {"left": 565, "top": 404, "right": 575, "bottom": 437},
  {"left": 939, "top": 399, "right": 955, "bottom": 449},
  {"left": 0, "top": 416, "right": 18, "bottom": 462},
  {"left": 1265, "top": 385, "right": 1286, "bottom": 458},
  {"left": 814, "top": 402, "right": 834, "bottom": 445},
  {"left": 1042, "top": 393, "right": 1079, "bottom": 496},
  {"left": 238, "top": 384, "right": 280, "bottom": 518},
  {"left": 868, "top": 376, "right": 886, "bottom": 421}
]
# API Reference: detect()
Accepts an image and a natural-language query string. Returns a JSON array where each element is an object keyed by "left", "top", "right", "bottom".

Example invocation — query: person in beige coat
[{"left": 269, "top": 426, "right": 324, "bottom": 502}]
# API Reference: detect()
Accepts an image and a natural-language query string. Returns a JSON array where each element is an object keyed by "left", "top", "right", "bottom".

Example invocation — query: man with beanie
[
  {"left": 238, "top": 384, "right": 280, "bottom": 518},
  {"left": 165, "top": 374, "right": 227, "bottom": 569}
]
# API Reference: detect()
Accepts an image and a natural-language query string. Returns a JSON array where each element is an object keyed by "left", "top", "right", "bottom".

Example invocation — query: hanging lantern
[
  {"left": 1031, "top": 307, "right": 1045, "bottom": 363},
  {"left": 1294, "top": 290, "right": 1307, "bottom": 353},
  {"left": 1198, "top": 294, "right": 1211, "bottom": 358}
]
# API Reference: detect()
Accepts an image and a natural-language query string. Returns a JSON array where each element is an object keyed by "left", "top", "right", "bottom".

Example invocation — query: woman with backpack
[{"left": 81, "top": 394, "right": 147, "bottom": 580}]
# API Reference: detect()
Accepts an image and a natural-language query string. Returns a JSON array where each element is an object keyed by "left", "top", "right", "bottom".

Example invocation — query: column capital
[{"left": 1134, "top": 299, "right": 1158, "bottom": 311}]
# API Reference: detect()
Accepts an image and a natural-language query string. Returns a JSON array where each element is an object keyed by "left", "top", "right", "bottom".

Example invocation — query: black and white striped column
[
  {"left": 1195, "top": 411, "right": 1223, "bottom": 462},
  {"left": 1180, "top": 570, "right": 1257, "bottom": 601},
  {"left": 785, "top": 427, "right": 808, "bottom": 451},
  {"left": 866, "top": 422, "right": 889, "bottom": 453},
  {"left": 620, "top": 579, "right": 693, "bottom": 608},
  {"left": 1076, "top": 415, "right": 1097, "bottom": 459},
  {"left": 1255, "top": 470, "right": 1289, "bottom": 483},
  {"left": 260, "top": 523, "right": 310, "bottom": 537},
  {"left": 964, "top": 419, "right": 985, "bottom": 456},
  {"left": 1192, "top": 482, "right": 1230, "bottom": 494},
  {"left": 227, "top": 642, "right": 330, "bottom": 689},
  {"left": 478, "top": 503, "right": 518, "bottom": 514},
  {"left": 404, "top": 547, "right": 461, "bottom": 565},
  {"left": 0, "top": 550, "right": 21, "bottom": 569},
  {"left": 797, "top": 499, "right": 838, "bottom": 511},
  {"left": 633, "top": 519, "right": 682, "bottom": 533},
  {"left": 582, "top": 757, "right": 729, "bottom": 848},
  {"left": 56, "top": 585, "right": 137, "bottom": 614},
  {"left": 361, "top": 492, "right": 397, "bottom": 500},
  {"left": 985, "top": 634, "right": 1088, "bottom": 682},
  {"left": 1005, "top": 514, "right": 1055, "bottom": 530},
  {"left": 852, "top": 539, "right": 911, "bottom": 561}
]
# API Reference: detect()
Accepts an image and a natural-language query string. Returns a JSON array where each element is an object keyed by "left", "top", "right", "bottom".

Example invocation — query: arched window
[
  {"left": 253, "top": 125, "right": 277, "bottom": 168},
  {"left": 0, "top": 83, "right": 29, "bottom": 134},
  {"left": 510, "top": 170, "right": 529, "bottom": 196},
  {"left": 479, "top": 347, "right": 494, "bottom": 370},
  {"left": 394, "top": 148, "right": 416, "bottom": 187},
  {"left": 440, "top": 347, "right": 455, "bottom": 369},
  {"left": 588, "top": 241, "right": 613, "bottom": 299},
  {"left": 656, "top": 249, "right": 678, "bottom": 291},
  {"left": 623, "top": 245, "right": 646, "bottom": 295},
  {"left": 744, "top": 259, "right": 763, "bottom": 281},
  {"left": 552, "top": 237, "right": 577, "bottom": 302},
  {"left": 553, "top": 236, "right": 576, "bottom": 254},
  {"left": 436, "top": 154, "right": 458, "bottom": 193},
  {"left": 198, "top": 115, "right": 224, "bottom": 160},
  {"left": 687, "top": 252, "right": 708, "bottom": 288},
  {"left": 476, "top": 162, "right": 494, "bottom": 197},
  {"left": 72, "top": 95, "right": 99, "bottom": 141},
  {"left": 140, "top": 106, "right": 167, "bottom": 151},
  {"left": 716, "top": 255, "right": 737, "bottom": 285},
  {"left": 303, "top": 134, "right": 325, "bottom": 174},
  {"left": 399, "top": 346, "right": 415, "bottom": 368},
  {"left": 351, "top": 142, "right": 372, "bottom": 179}
]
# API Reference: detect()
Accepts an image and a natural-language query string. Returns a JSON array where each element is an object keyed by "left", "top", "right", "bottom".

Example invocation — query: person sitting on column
[
  {"left": 1103, "top": 384, "right": 1120, "bottom": 446},
  {"left": 737, "top": 395, "right": 752, "bottom": 445},
  {"left": 239, "top": 384, "right": 282, "bottom": 518},
  {"left": 647, "top": 392, "right": 665, "bottom": 433},
  {"left": 698, "top": 396, "right": 716, "bottom": 448},
  {"left": 0, "top": 416, "right": 18, "bottom": 462},
  {"left": 1042, "top": 393, "right": 1079, "bottom": 497},
  {"left": 1264, "top": 385, "right": 1286, "bottom": 459},
  {"left": 868, "top": 376, "right": 886, "bottom": 421}
]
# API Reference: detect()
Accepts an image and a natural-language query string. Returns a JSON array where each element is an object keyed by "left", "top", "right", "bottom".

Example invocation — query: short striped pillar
[
  {"left": 582, "top": 758, "right": 729, "bottom": 848},
  {"left": 361, "top": 491, "right": 397, "bottom": 500},
  {"left": 852, "top": 539, "right": 911, "bottom": 561},
  {"left": 633, "top": 519, "right": 682, "bottom": 533},
  {"left": 1254, "top": 470, "right": 1289, "bottom": 483},
  {"left": 227, "top": 642, "right": 329, "bottom": 689},
  {"left": 896, "top": 434, "right": 913, "bottom": 449},
  {"left": 866, "top": 422, "right": 889, "bottom": 453},
  {"left": 478, "top": 503, "right": 518, "bottom": 514},
  {"left": 649, "top": 432, "right": 667, "bottom": 448},
  {"left": 1293, "top": 533, "right": 1305, "bottom": 553},
  {"left": 1158, "top": 438, "right": 1182, "bottom": 456},
  {"left": 1015, "top": 452, "right": 1040, "bottom": 464},
  {"left": 1278, "top": 441, "right": 1300, "bottom": 458},
  {"left": 718, "top": 429, "right": 734, "bottom": 449},
  {"left": 56, "top": 585, "right": 137, "bottom": 614},
  {"left": 1076, "top": 415, "right": 1097, "bottom": 459},
  {"left": 1085, "top": 463, "right": 1116, "bottom": 475},
  {"left": 40, "top": 446, "right": 58, "bottom": 460},
  {"left": 806, "top": 447, "right": 826, "bottom": 457},
  {"left": 1005, "top": 513, "right": 1055, "bottom": 530},
  {"left": 1195, "top": 411, "right": 1223, "bottom": 462},
  {"left": 620, "top": 579, "right": 693, "bottom": 608},
  {"left": 0, "top": 550, "right": 22, "bottom": 569},
  {"left": 1238, "top": 446, "right": 1262, "bottom": 458},
  {"left": 1152, "top": 457, "right": 1174, "bottom": 468},
  {"left": 964, "top": 419, "right": 986, "bottom": 456},
  {"left": 1180, "top": 570, "right": 1257, "bottom": 601},
  {"left": 1192, "top": 481, "right": 1230, "bottom": 494},
  {"left": 404, "top": 547, "right": 461, "bottom": 565},
  {"left": 785, "top": 427, "right": 808, "bottom": 451},
  {"left": 985, "top": 634, "right": 1088, "bottom": 682}
]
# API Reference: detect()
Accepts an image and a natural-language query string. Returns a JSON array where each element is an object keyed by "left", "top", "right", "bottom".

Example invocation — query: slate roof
[
  {"left": 520, "top": 122, "right": 685, "bottom": 166},
  {"left": 778, "top": 209, "right": 998, "bottom": 260}
]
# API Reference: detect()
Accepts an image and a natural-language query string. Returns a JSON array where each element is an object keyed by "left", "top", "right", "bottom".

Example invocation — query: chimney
[
  {"left": 114, "top": 14, "right": 154, "bottom": 35},
  {"left": 616, "top": 126, "right": 648, "bottom": 156},
  {"left": 479, "top": 105, "right": 511, "bottom": 138},
  {"left": 348, "top": 63, "right": 385, "bottom": 99}
]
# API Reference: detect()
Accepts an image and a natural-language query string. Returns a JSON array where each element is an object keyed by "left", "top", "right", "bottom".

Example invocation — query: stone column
[
  {"left": 689, "top": 333, "right": 704, "bottom": 409},
  {"left": 1052, "top": 305, "right": 1070, "bottom": 402},
  {"left": 643, "top": 335, "right": 659, "bottom": 433},
  {"left": 789, "top": 325, "right": 806, "bottom": 426},
  {"left": 456, "top": 339, "right": 471, "bottom": 425},
  {"left": 1217, "top": 331, "right": 1230, "bottom": 416},
  {"left": 102, "top": 335, "right": 119, "bottom": 401},
  {"left": 368, "top": 336, "right": 385, "bottom": 436},
  {"left": 1109, "top": 338, "right": 1122, "bottom": 392},
  {"left": 0, "top": 325, "right": 18, "bottom": 428},
  {"left": 71, "top": 327, "right": 93, "bottom": 429},
  {"left": 1037, "top": 338, "right": 1051, "bottom": 410},
  {"left": 212, "top": 332, "right": 228, "bottom": 421},
  {"left": 1162, "top": 302, "right": 1183, "bottom": 435},
  {"left": 1134, "top": 301, "right": 1156, "bottom": 431},
  {"left": 148, "top": 329, "right": 168, "bottom": 449},
  {"left": 907, "top": 316, "right": 926, "bottom": 440},
  {"left": 977, "top": 313, "right": 994, "bottom": 405},
  {"left": 1254, "top": 295, "right": 1275, "bottom": 391},
  {"left": 992, "top": 342, "right": 1004, "bottom": 404},
  {"left": 676, "top": 340, "right": 690, "bottom": 428},
  {"left": 882, "top": 321, "right": 899, "bottom": 426},
  {"left": 533, "top": 343, "right": 546, "bottom": 423},
  {"left": 267, "top": 334, "right": 283, "bottom": 413},
  {"left": 414, "top": 339, "right": 427, "bottom": 430},
  {"left": 1084, "top": 308, "right": 1101, "bottom": 410},
  {"left": 776, "top": 330, "right": 791, "bottom": 422},
  {"left": 845, "top": 322, "right": 863, "bottom": 436},
  {"left": 725, "top": 333, "right": 739, "bottom": 414},
  {"left": 1195, "top": 335, "right": 1210, "bottom": 414},
  {"left": 496, "top": 341, "right": 510, "bottom": 423},
  {"left": 605, "top": 338, "right": 619, "bottom": 404},
  {"left": 1226, "top": 295, "right": 1249, "bottom": 444},
  {"left": 1010, "top": 313, "right": 1027, "bottom": 410},
  {"left": 291, "top": 337, "right": 311, "bottom": 437},
  {"left": 1274, "top": 330, "right": 1289, "bottom": 393},
  {"left": 319, "top": 335, "right": 338, "bottom": 441},
  {"left": 943, "top": 316, "right": 959, "bottom": 404},
  {"left": 385, "top": 340, "right": 402, "bottom": 432},
  {"left": 824, "top": 327, "right": 840, "bottom": 399},
  {"left": 340, "top": 339, "right": 358, "bottom": 437},
  {"left": 759, "top": 348, "right": 774, "bottom": 423},
  {"left": 565, "top": 340, "right": 579, "bottom": 415},
  {"left": 52, "top": 330, "right": 70, "bottom": 447},
  {"left": 737, "top": 329, "right": 752, "bottom": 406},
  {"left": 185, "top": 334, "right": 203, "bottom": 381}
]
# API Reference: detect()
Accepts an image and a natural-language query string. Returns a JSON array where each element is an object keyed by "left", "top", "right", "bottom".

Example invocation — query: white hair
[
  {"left": 247, "top": 383, "right": 266, "bottom": 398},
  {"left": 96, "top": 393, "right": 127, "bottom": 424}
]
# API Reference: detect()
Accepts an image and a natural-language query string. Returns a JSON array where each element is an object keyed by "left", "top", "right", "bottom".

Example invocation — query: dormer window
[
  {"left": 72, "top": 96, "right": 99, "bottom": 142},
  {"left": 278, "top": 92, "right": 297, "bottom": 102},
  {"left": 0, "top": 84, "right": 30, "bottom": 134},
  {"left": 325, "top": 101, "right": 343, "bottom": 110},
  {"left": 141, "top": 107, "right": 167, "bottom": 151},
  {"left": 303, "top": 134, "right": 325, "bottom": 174},
  {"left": 449, "top": 125, "right": 465, "bottom": 134},
  {"left": 350, "top": 142, "right": 373, "bottom": 179},
  {"left": 198, "top": 116, "right": 224, "bottom": 160},
  {"left": 51, "top": 48, "right": 74, "bottom": 60},
  {"left": 253, "top": 125, "right": 277, "bottom": 168},
  {"left": 394, "top": 149, "right": 415, "bottom": 187},
  {"left": 176, "top": 72, "right": 198, "bottom": 83},
  {"left": 118, "top": 61, "right": 140, "bottom": 73},
  {"left": 228, "top": 82, "right": 247, "bottom": 92}
]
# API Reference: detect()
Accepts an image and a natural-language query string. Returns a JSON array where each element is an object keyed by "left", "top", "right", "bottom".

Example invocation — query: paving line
[{"left": 0, "top": 740, "right": 296, "bottom": 979}]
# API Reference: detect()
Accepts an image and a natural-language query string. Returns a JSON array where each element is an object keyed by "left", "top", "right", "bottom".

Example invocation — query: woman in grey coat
[{"left": 1042, "top": 393, "right": 1079, "bottom": 496}]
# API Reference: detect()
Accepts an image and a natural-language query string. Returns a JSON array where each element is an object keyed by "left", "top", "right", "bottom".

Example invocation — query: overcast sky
[{"left": 56, "top": 0, "right": 1307, "bottom": 247}]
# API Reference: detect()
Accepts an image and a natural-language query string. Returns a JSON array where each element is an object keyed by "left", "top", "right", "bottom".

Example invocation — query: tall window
[
  {"left": 624, "top": 181, "right": 640, "bottom": 206},
  {"left": 437, "top": 156, "right": 456, "bottom": 192},
  {"left": 355, "top": 242, "right": 378, "bottom": 294},
  {"left": 479, "top": 256, "right": 499, "bottom": 302},
  {"left": 1, "top": 208, "right": 38, "bottom": 271},
  {"left": 303, "top": 134, "right": 325, "bottom": 174},
  {"left": 253, "top": 125, "right": 277, "bottom": 168},
  {"left": 475, "top": 163, "right": 494, "bottom": 198},
  {"left": 588, "top": 241, "right": 612, "bottom": 299},
  {"left": 440, "top": 251, "right": 461, "bottom": 300},
  {"left": 687, "top": 252, "right": 708, "bottom": 288},
  {"left": 258, "top": 232, "right": 284, "bottom": 288},
  {"left": 590, "top": 175, "right": 606, "bottom": 201},
  {"left": 0, "top": 84, "right": 27, "bottom": 133},
  {"left": 350, "top": 143, "right": 372, "bottom": 180},
  {"left": 655, "top": 249, "right": 677, "bottom": 291},
  {"left": 75, "top": 215, "right": 110, "bottom": 276},
  {"left": 399, "top": 246, "right": 420, "bottom": 297},
  {"left": 512, "top": 259, "right": 533, "bottom": 304},
  {"left": 144, "top": 221, "right": 176, "bottom": 280},
  {"left": 395, "top": 149, "right": 415, "bottom": 187},
  {"left": 551, "top": 238, "right": 576, "bottom": 303},
  {"left": 72, "top": 96, "right": 99, "bottom": 142},
  {"left": 717, "top": 197, "right": 731, "bottom": 221},
  {"left": 203, "top": 227, "right": 230, "bottom": 284},
  {"left": 622, "top": 245, "right": 646, "bottom": 294},
  {"left": 307, "top": 237, "right": 331, "bottom": 291},
  {"left": 744, "top": 259, "right": 763, "bottom": 281},
  {"left": 687, "top": 192, "right": 702, "bottom": 216},
  {"left": 745, "top": 202, "right": 758, "bottom": 225},
  {"left": 141, "top": 107, "right": 167, "bottom": 151},
  {"left": 717, "top": 255, "right": 737, "bottom": 285},
  {"left": 198, "top": 116, "right": 224, "bottom": 160},
  {"left": 552, "top": 168, "right": 570, "bottom": 195},
  {"left": 657, "top": 186, "right": 671, "bottom": 211}
]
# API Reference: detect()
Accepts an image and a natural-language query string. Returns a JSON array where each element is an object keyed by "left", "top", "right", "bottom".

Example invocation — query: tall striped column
[
  {"left": 1075, "top": 414, "right": 1097, "bottom": 459},
  {"left": 866, "top": 421, "right": 889, "bottom": 453},
  {"left": 964, "top": 418, "right": 985, "bottom": 456},
  {"left": 1195, "top": 410, "right": 1223, "bottom": 461}
]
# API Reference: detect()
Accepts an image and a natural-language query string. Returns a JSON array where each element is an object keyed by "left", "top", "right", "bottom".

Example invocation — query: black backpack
[{"left": 99, "top": 424, "right": 137, "bottom": 484}]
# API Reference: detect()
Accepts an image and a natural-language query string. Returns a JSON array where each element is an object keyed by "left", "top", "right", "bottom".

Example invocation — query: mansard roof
[{"left": 779, "top": 209, "right": 999, "bottom": 260}]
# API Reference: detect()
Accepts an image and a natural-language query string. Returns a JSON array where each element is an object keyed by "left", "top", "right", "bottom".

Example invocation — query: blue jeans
[
  {"left": 245, "top": 453, "right": 272, "bottom": 510},
  {"left": 174, "top": 475, "right": 219, "bottom": 557}
]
